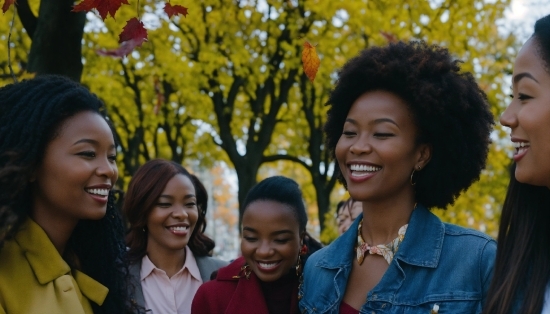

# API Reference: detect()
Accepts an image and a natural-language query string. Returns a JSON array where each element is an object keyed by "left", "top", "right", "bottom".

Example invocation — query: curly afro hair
[{"left": 324, "top": 41, "right": 494, "bottom": 209}]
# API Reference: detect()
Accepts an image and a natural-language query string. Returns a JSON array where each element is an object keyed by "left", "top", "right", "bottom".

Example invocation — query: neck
[
  {"left": 146, "top": 243, "right": 187, "bottom": 278},
  {"left": 360, "top": 194, "right": 416, "bottom": 245},
  {"left": 30, "top": 208, "right": 78, "bottom": 256}
]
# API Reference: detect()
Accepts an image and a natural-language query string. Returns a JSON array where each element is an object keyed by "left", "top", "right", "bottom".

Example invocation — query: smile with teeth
[
  {"left": 85, "top": 188, "right": 109, "bottom": 196},
  {"left": 513, "top": 142, "right": 530, "bottom": 155},
  {"left": 257, "top": 261, "right": 280, "bottom": 270},
  {"left": 168, "top": 226, "right": 189, "bottom": 232},
  {"left": 350, "top": 164, "right": 381, "bottom": 177}
]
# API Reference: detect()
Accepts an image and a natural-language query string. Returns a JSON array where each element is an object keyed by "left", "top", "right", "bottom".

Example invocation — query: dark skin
[{"left": 336, "top": 91, "right": 432, "bottom": 309}]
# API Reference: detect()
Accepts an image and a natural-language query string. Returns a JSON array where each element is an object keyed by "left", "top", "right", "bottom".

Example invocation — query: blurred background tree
[{"left": 0, "top": 0, "right": 531, "bottom": 247}]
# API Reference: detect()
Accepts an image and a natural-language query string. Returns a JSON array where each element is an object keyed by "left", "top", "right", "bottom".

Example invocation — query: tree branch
[{"left": 16, "top": 0, "right": 37, "bottom": 38}]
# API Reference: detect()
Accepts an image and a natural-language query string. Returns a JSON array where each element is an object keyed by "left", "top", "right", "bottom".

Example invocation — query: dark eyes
[
  {"left": 156, "top": 202, "right": 197, "bottom": 208},
  {"left": 242, "top": 237, "right": 290, "bottom": 244},
  {"left": 77, "top": 151, "right": 117, "bottom": 161},
  {"left": 509, "top": 93, "right": 532, "bottom": 101}
]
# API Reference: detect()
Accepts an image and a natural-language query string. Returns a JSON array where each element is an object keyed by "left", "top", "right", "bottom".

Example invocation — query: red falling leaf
[
  {"left": 73, "top": 0, "right": 129, "bottom": 20},
  {"left": 119, "top": 17, "right": 148, "bottom": 45},
  {"left": 97, "top": 18, "right": 148, "bottom": 58},
  {"left": 164, "top": 3, "right": 188, "bottom": 18},
  {"left": 380, "top": 31, "right": 398, "bottom": 43},
  {"left": 2, "top": 0, "right": 16, "bottom": 14},
  {"left": 96, "top": 38, "right": 142, "bottom": 58},
  {"left": 302, "top": 41, "right": 320, "bottom": 82}
]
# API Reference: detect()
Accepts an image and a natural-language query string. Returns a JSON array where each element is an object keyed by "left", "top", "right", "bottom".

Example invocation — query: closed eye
[
  {"left": 156, "top": 203, "right": 172, "bottom": 208},
  {"left": 374, "top": 133, "right": 394, "bottom": 138},
  {"left": 342, "top": 131, "right": 356, "bottom": 137},
  {"left": 274, "top": 239, "right": 290, "bottom": 244},
  {"left": 517, "top": 93, "right": 532, "bottom": 101},
  {"left": 77, "top": 151, "right": 96, "bottom": 158},
  {"left": 243, "top": 237, "right": 257, "bottom": 242}
]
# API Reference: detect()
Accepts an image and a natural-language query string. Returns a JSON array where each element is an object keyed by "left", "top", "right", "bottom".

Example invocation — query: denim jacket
[{"left": 299, "top": 205, "right": 496, "bottom": 314}]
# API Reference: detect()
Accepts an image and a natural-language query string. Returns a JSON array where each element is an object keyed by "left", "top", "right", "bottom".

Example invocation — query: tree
[{"left": 0, "top": 0, "right": 519, "bottom": 238}]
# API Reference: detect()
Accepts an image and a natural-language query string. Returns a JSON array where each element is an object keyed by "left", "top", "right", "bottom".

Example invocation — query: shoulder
[{"left": 442, "top": 223, "right": 496, "bottom": 252}]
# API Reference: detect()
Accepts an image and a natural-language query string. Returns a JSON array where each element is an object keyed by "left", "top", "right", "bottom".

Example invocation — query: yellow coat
[{"left": 0, "top": 218, "right": 108, "bottom": 314}]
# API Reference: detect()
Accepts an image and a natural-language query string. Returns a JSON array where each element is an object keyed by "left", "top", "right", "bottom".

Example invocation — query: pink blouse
[{"left": 141, "top": 246, "right": 203, "bottom": 314}]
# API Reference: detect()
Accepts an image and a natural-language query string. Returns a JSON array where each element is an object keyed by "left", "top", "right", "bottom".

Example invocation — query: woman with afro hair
[
  {"left": 299, "top": 41, "right": 496, "bottom": 313},
  {"left": 0, "top": 76, "right": 138, "bottom": 313}
]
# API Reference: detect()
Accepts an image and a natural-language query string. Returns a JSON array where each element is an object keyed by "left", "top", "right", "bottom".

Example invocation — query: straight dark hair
[{"left": 484, "top": 164, "right": 550, "bottom": 314}]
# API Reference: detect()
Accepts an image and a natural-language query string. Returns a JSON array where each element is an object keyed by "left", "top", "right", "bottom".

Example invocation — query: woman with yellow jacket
[{"left": 0, "top": 76, "right": 136, "bottom": 313}]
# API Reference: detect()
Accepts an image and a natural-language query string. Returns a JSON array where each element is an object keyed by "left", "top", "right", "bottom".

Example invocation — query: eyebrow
[
  {"left": 242, "top": 227, "right": 294, "bottom": 236},
  {"left": 513, "top": 72, "right": 539, "bottom": 84},
  {"left": 345, "top": 117, "right": 398, "bottom": 127},
  {"left": 73, "top": 138, "right": 116, "bottom": 149},
  {"left": 158, "top": 194, "right": 196, "bottom": 200}
]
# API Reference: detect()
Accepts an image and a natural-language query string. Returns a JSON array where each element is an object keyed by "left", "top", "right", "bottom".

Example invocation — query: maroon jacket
[{"left": 191, "top": 256, "right": 300, "bottom": 314}]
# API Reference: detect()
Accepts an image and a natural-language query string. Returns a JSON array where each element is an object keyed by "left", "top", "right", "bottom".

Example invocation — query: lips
[
  {"left": 511, "top": 140, "right": 530, "bottom": 162},
  {"left": 256, "top": 260, "right": 281, "bottom": 271},
  {"left": 166, "top": 224, "right": 190, "bottom": 236}
]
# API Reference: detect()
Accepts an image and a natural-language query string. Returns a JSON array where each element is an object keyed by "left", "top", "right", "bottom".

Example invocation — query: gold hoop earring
[{"left": 410, "top": 166, "right": 421, "bottom": 186}]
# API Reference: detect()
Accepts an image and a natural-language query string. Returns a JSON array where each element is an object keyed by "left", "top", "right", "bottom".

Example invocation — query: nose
[
  {"left": 96, "top": 157, "right": 118, "bottom": 181},
  {"left": 256, "top": 240, "right": 273, "bottom": 257},
  {"left": 500, "top": 100, "right": 517, "bottom": 129},
  {"left": 171, "top": 205, "right": 189, "bottom": 219},
  {"left": 349, "top": 134, "right": 372, "bottom": 155}
]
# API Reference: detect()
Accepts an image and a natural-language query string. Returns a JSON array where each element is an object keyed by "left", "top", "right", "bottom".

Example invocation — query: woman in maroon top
[{"left": 191, "top": 176, "right": 320, "bottom": 314}]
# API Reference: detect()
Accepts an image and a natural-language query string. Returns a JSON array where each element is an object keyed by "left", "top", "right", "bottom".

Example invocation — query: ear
[{"left": 415, "top": 143, "right": 432, "bottom": 170}]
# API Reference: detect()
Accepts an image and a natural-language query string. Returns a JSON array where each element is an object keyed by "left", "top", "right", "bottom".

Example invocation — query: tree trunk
[
  {"left": 22, "top": 0, "right": 85, "bottom": 82},
  {"left": 235, "top": 158, "right": 261, "bottom": 229}
]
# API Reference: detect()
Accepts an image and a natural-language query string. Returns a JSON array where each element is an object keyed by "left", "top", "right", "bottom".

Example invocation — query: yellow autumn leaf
[{"left": 302, "top": 41, "right": 320, "bottom": 82}]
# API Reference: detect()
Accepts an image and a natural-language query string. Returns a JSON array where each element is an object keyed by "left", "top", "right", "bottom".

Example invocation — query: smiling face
[
  {"left": 500, "top": 38, "right": 550, "bottom": 188},
  {"left": 241, "top": 200, "right": 302, "bottom": 282},
  {"left": 32, "top": 111, "right": 118, "bottom": 223},
  {"left": 335, "top": 90, "right": 431, "bottom": 203},
  {"left": 146, "top": 174, "right": 199, "bottom": 253}
]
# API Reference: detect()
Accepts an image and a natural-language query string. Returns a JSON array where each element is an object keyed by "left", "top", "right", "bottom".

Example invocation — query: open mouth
[
  {"left": 349, "top": 164, "right": 382, "bottom": 177},
  {"left": 256, "top": 260, "right": 281, "bottom": 270},
  {"left": 85, "top": 188, "right": 109, "bottom": 196}
]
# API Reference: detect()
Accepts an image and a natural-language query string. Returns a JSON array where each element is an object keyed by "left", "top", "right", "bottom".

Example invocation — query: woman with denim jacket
[
  {"left": 484, "top": 14, "right": 550, "bottom": 314},
  {"left": 299, "top": 41, "right": 496, "bottom": 313}
]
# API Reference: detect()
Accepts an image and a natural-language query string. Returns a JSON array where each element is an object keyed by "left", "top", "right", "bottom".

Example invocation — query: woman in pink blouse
[{"left": 124, "top": 159, "right": 227, "bottom": 314}]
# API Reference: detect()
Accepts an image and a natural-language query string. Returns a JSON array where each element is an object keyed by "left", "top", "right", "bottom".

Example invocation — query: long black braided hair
[{"left": 0, "top": 75, "right": 138, "bottom": 313}]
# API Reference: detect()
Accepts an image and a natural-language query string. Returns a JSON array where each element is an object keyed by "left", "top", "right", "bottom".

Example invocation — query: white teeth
[
  {"left": 258, "top": 262, "right": 278, "bottom": 269},
  {"left": 169, "top": 226, "right": 189, "bottom": 232},
  {"left": 86, "top": 189, "right": 109, "bottom": 196},
  {"left": 350, "top": 164, "right": 381, "bottom": 172},
  {"left": 513, "top": 142, "right": 530, "bottom": 148}
]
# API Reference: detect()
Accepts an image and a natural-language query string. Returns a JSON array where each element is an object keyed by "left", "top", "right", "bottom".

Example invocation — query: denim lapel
[{"left": 394, "top": 205, "right": 444, "bottom": 268}]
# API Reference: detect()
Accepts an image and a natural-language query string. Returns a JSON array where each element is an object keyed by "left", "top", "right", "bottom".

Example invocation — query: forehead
[
  {"left": 54, "top": 111, "right": 113, "bottom": 143},
  {"left": 242, "top": 200, "right": 300, "bottom": 231},
  {"left": 514, "top": 39, "right": 550, "bottom": 80},
  {"left": 348, "top": 90, "right": 413, "bottom": 122},
  {"left": 162, "top": 174, "right": 195, "bottom": 193}
]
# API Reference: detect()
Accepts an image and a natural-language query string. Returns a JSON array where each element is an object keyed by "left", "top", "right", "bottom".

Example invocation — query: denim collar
[{"left": 316, "top": 204, "right": 444, "bottom": 269}]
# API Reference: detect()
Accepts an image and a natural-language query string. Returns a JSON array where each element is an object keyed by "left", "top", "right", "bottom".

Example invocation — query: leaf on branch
[
  {"left": 97, "top": 18, "right": 148, "bottom": 58},
  {"left": 2, "top": 0, "right": 16, "bottom": 14},
  {"left": 302, "top": 41, "right": 320, "bottom": 83},
  {"left": 73, "top": 0, "right": 129, "bottom": 20},
  {"left": 153, "top": 75, "right": 165, "bottom": 115},
  {"left": 164, "top": 3, "right": 188, "bottom": 18},
  {"left": 380, "top": 31, "right": 398, "bottom": 43}
]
